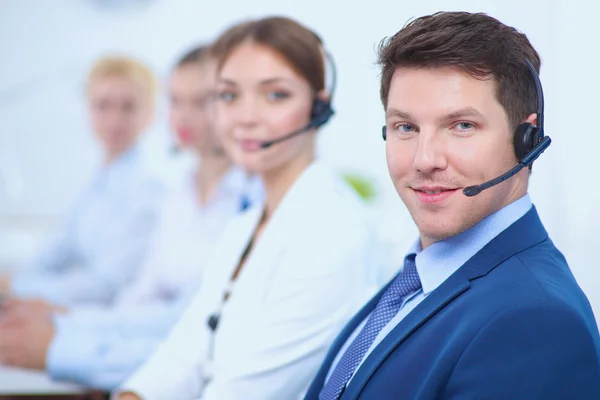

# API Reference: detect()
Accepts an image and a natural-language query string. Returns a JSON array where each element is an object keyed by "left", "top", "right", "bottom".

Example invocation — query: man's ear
[{"left": 524, "top": 112, "right": 538, "bottom": 127}]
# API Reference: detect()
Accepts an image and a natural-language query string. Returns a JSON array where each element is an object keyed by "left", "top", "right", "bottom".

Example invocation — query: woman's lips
[
  {"left": 176, "top": 128, "right": 194, "bottom": 144},
  {"left": 238, "top": 139, "right": 265, "bottom": 151}
]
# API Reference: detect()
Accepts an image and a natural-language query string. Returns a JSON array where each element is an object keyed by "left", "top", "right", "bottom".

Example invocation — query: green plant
[{"left": 341, "top": 172, "right": 378, "bottom": 202}]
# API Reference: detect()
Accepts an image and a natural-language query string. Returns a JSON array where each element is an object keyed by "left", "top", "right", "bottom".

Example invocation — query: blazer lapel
[
  {"left": 341, "top": 275, "right": 470, "bottom": 399},
  {"left": 341, "top": 206, "right": 549, "bottom": 399},
  {"left": 232, "top": 206, "right": 263, "bottom": 256}
]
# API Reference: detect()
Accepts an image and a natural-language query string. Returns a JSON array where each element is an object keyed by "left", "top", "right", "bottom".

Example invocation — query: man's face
[{"left": 385, "top": 66, "right": 529, "bottom": 248}]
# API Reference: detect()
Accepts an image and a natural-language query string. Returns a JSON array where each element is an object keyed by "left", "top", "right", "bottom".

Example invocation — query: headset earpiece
[
  {"left": 382, "top": 126, "right": 387, "bottom": 141},
  {"left": 254, "top": 41, "right": 338, "bottom": 149},
  {"left": 307, "top": 47, "right": 337, "bottom": 129},
  {"left": 513, "top": 122, "right": 542, "bottom": 161},
  {"left": 309, "top": 98, "right": 334, "bottom": 129}
]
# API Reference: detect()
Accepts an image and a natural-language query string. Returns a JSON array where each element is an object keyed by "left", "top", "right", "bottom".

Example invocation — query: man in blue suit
[{"left": 306, "top": 11, "right": 600, "bottom": 400}]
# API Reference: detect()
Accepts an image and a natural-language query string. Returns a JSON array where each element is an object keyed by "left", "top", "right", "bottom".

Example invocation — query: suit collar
[
  {"left": 457, "top": 204, "right": 548, "bottom": 281},
  {"left": 416, "top": 193, "right": 533, "bottom": 295}
]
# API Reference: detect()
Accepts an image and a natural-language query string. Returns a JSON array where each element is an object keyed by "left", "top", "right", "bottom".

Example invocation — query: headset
[
  {"left": 381, "top": 59, "right": 551, "bottom": 197},
  {"left": 512, "top": 59, "right": 548, "bottom": 161},
  {"left": 257, "top": 46, "right": 337, "bottom": 149}
]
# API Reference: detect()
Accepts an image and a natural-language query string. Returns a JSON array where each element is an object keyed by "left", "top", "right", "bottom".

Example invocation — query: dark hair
[
  {"left": 378, "top": 11, "right": 541, "bottom": 130},
  {"left": 176, "top": 44, "right": 209, "bottom": 67},
  {"left": 210, "top": 16, "right": 326, "bottom": 94}
]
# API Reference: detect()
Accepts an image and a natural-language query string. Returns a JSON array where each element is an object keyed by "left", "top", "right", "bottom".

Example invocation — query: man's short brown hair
[{"left": 378, "top": 11, "right": 541, "bottom": 131}]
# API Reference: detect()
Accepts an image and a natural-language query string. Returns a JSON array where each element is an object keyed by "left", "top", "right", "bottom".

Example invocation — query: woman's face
[
  {"left": 214, "top": 42, "right": 316, "bottom": 175},
  {"left": 88, "top": 75, "right": 152, "bottom": 160},
  {"left": 169, "top": 61, "right": 223, "bottom": 155}
]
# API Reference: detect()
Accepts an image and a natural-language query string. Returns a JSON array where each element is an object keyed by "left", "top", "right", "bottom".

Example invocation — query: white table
[{"left": 0, "top": 365, "right": 86, "bottom": 395}]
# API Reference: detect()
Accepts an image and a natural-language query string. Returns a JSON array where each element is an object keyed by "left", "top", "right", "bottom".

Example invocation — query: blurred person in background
[
  {"left": 115, "top": 16, "right": 379, "bottom": 400},
  {"left": 112, "top": 44, "right": 262, "bottom": 310},
  {"left": 0, "top": 55, "right": 164, "bottom": 307},
  {"left": 0, "top": 45, "right": 262, "bottom": 390}
]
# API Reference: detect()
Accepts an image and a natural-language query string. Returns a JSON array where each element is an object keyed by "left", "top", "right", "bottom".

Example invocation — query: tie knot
[{"left": 388, "top": 253, "right": 421, "bottom": 299}]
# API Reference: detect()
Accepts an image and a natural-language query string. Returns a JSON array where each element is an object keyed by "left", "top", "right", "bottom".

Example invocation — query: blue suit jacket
[{"left": 305, "top": 207, "right": 600, "bottom": 399}]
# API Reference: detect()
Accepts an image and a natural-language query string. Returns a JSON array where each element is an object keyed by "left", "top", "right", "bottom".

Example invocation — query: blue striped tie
[{"left": 319, "top": 254, "right": 421, "bottom": 400}]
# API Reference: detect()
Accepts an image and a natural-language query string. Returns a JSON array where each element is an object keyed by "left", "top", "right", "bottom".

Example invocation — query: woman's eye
[{"left": 267, "top": 91, "right": 290, "bottom": 101}]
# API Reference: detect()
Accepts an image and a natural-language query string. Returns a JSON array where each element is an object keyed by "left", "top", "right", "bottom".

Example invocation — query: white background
[{"left": 1, "top": 0, "right": 599, "bottom": 318}]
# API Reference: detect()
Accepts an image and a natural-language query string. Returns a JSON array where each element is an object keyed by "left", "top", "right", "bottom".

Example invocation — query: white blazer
[{"left": 117, "top": 160, "right": 378, "bottom": 400}]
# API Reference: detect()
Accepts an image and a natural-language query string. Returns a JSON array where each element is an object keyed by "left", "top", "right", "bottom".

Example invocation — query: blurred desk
[{"left": 0, "top": 365, "right": 106, "bottom": 399}]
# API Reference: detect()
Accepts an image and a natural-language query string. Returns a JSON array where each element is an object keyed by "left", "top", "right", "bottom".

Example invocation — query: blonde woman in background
[{"left": 0, "top": 56, "right": 164, "bottom": 307}]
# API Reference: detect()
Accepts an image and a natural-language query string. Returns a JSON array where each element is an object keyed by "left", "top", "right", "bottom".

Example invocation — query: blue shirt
[
  {"left": 326, "top": 194, "right": 533, "bottom": 385},
  {"left": 11, "top": 147, "right": 164, "bottom": 306},
  {"left": 48, "top": 292, "right": 194, "bottom": 391}
]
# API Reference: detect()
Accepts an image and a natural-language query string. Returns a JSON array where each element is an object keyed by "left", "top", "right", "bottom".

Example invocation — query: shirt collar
[
  {"left": 94, "top": 145, "right": 141, "bottom": 191},
  {"left": 189, "top": 165, "right": 264, "bottom": 213},
  {"left": 406, "top": 193, "right": 533, "bottom": 295}
]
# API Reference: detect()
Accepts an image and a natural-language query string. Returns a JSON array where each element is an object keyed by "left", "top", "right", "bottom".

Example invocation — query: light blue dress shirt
[
  {"left": 326, "top": 194, "right": 533, "bottom": 386},
  {"left": 11, "top": 147, "right": 164, "bottom": 306},
  {"left": 48, "top": 289, "right": 196, "bottom": 390},
  {"left": 46, "top": 167, "right": 263, "bottom": 391}
]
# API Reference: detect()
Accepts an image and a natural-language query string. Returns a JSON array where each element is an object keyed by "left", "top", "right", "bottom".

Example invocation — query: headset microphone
[
  {"left": 259, "top": 126, "right": 309, "bottom": 149},
  {"left": 462, "top": 135, "right": 551, "bottom": 196},
  {"left": 259, "top": 103, "right": 334, "bottom": 149}
]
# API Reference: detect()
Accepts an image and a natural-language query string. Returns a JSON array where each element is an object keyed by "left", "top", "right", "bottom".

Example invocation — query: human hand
[
  {"left": 0, "top": 298, "right": 68, "bottom": 317},
  {"left": 0, "top": 274, "right": 11, "bottom": 296},
  {"left": 0, "top": 305, "right": 55, "bottom": 370},
  {"left": 117, "top": 392, "right": 143, "bottom": 400}
]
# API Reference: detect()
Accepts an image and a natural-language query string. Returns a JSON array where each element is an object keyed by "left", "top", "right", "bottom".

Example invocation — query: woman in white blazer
[{"left": 116, "top": 16, "right": 378, "bottom": 400}]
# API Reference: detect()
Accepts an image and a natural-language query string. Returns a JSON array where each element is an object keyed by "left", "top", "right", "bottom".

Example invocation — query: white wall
[{"left": 1, "top": 0, "right": 598, "bottom": 315}]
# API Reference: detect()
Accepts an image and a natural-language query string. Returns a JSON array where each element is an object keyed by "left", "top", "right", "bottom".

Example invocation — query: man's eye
[
  {"left": 454, "top": 122, "right": 474, "bottom": 131},
  {"left": 395, "top": 123, "right": 415, "bottom": 133}
]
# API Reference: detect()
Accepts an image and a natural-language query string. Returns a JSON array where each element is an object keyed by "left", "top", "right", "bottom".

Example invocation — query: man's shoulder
[
  {"left": 462, "top": 238, "right": 597, "bottom": 333},
  {"left": 484, "top": 238, "right": 580, "bottom": 302}
]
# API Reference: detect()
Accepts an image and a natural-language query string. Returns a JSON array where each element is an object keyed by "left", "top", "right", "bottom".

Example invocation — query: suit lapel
[
  {"left": 341, "top": 274, "right": 470, "bottom": 399},
  {"left": 341, "top": 206, "right": 549, "bottom": 399}
]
